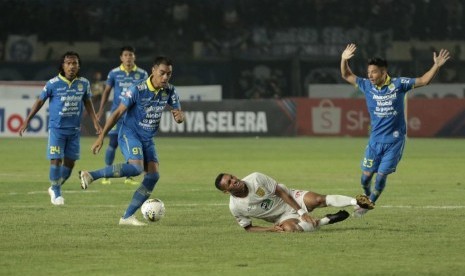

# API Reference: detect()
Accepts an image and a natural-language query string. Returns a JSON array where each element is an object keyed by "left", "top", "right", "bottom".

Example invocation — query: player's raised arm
[
  {"left": 414, "top": 49, "right": 450, "bottom": 88},
  {"left": 340, "top": 43, "right": 358, "bottom": 85}
]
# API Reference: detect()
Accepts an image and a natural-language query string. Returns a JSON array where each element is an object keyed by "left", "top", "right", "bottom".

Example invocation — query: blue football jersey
[
  {"left": 356, "top": 76, "right": 415, "bottom": 143},
  {"left": 120, "top": 77, "right": 181, "bottom": 140},
  {"left": 39, "top": 74, "right": 92, "bottom": 131},
  {"left": 106, "top": 65, "right": 148, "bottom": 112}
]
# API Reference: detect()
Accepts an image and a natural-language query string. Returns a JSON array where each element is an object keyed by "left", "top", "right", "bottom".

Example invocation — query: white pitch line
[
  {"left": 5, "top": 191, "right": 465, "bottom": 209},
  {"left": 380, "top": 205, "right": 465, "bottom": 209},
  {"left": 26, "top": 190, "right": 102, "bottom": 195}
]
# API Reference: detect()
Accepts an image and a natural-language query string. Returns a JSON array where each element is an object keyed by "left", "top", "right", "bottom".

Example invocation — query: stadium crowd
[
  {"left": 0, "top": 0, "right": 463, "bottom": 99},
  {"left": 1, "top": 0, "right": 463, "bottom": 60}
]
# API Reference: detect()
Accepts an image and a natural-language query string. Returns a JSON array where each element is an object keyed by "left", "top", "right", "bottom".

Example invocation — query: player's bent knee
[
  {"left": 304, "top": 192, "right": 326, "bottom": 209},
  {"left": 126, "top": 163, "right": 144, "bottom": 176}
]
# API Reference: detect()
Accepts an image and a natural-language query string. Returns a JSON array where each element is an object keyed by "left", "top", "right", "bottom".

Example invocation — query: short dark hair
[
  {"left": 368, "top": 57, "right": 388, "bottom": 68},
  {"left": 152, "top": 56, "right": 173, "bottom": 67},
  {"left": 58, "top": 51, "right": 81, "bottom": 76},
  {"left": 214, "top": 173, "right": 226, "bottom": 191},
  {"left": 120, "top": 46, "right": 135, "bottom": 55}
]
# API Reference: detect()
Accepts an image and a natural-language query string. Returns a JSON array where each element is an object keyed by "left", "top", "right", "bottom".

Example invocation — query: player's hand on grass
[
  {"left": 342, "top": 43, "right": 357, "bottom": 60},
  {"left": 273, "top": 225, "right": 285, "bottom": 232}
]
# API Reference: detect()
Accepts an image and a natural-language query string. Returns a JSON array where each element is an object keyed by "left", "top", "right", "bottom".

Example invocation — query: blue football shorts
[
  {"left": 118, "top": 127, "right": 159, "bottom": 163},
  {"left": 360, "top": 138, "right": 406, "bottom": 174},
  {"left": 47, "top": 128, "right": 80, "bottom": 160}
]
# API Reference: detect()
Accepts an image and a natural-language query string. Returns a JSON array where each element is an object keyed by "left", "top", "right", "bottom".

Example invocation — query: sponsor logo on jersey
[
  {"left": 260, "top": 199, "right": 273, "bottom": 210},
  {"left": 119, "top": 81, "right": 133, "bottom": 88}
]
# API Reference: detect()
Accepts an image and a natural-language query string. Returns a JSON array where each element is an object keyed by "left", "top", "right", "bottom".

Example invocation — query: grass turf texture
[{"left": 1, "top": 137, "right": 464, "bottom": 275}]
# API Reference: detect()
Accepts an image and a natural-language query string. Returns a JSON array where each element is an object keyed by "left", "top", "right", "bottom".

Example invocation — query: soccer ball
[{"left": 141, "top": 198, "right": 165, "bottom": 222}]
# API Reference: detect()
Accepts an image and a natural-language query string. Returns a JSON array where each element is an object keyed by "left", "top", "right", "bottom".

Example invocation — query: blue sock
[
  {"left": 370, "top": 174, "right": 387, "bottom": 203},
  {"left": 60, "top": 166, "right": 72, "bottom": 186},
  {"left": 123, "top": 172, "right": 160, "bottom": 218},
  {"left": 89, "top": 163, "right": 143, "bottom": 180},
  {"left": 49, "top": 164, "right": 61, "bottom": 196},
  {"left": 361, "top": 174, "right": 373, "bottom": 196}
]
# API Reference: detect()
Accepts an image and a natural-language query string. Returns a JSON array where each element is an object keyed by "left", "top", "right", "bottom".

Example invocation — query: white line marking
[
  {"left": 381, "top": 205, "right": 465, "bottom": 209},
  {"left": 5, "top": 191, "right": 465, "bottom": 209}
]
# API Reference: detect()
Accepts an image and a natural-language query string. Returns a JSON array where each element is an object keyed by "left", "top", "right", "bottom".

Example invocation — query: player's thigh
[
  {"left": 379, "top": 139, "right": 405, "bottom": 174},
  {"left": 302, "top": 191, "right": 326, "bottom": 211},
  {"left": 361, "top": 142, "right": 381, "bottom": 173},
  {"left": 118, "top": 133, "right": 144, "bottom": 161},
  {"left": 277, "top": 206, "right": 301, "bottom": 225},
  {"left": 142, "top": 140, "right": 159, "bottom": 164},
  {"left": 64, "top": 131, "right": 80, "bottom": 161},
  {"left": 289, "top": 189, "right": 320, "bottom": 211},
  {"left": 47, "top": 129, "right": 66, "bottom": 160}
]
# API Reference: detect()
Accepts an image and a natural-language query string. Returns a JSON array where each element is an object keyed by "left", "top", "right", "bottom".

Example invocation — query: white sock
[{"left": 326, "top": 195, "right": 357, "bottom": 207}]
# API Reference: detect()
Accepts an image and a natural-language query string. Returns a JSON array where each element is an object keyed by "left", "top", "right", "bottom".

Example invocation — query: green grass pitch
[{"left": 1, "top": 137, "right": 464, "bottom": 275}]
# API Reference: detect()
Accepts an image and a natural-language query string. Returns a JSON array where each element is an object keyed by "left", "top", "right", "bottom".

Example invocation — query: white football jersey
[{"left": 229, "top": 172, "right": 295, "bottom": 228}]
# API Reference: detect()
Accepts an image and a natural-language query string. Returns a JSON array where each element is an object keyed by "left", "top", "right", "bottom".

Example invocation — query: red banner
[{"left": 295, "top": 98, "right": 465, "bottom": 137}]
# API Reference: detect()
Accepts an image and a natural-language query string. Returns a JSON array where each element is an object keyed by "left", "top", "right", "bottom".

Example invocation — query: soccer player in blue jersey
[
  {"left": 79, "top": 56, "right": 184, "bottom": 226},
  {"left": 96, "top": 46, "right": 148, "bottom": 186},
  {"left": 340, "top": 43, "right": 450, "bottom": 217},
  {"left": 19, "top": 51, "right": 102, "bottom": 206}
]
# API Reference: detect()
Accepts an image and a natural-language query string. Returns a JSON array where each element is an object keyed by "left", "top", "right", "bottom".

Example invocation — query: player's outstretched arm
[
  {"left": 415, "top": 49, "right": 451, "bottom": 88},
  {"left": 340, "top": 43, "right": 357, "bottom": 85},
  {"left": 244, "top": 224, "right": 284, "bottom": 232}
]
